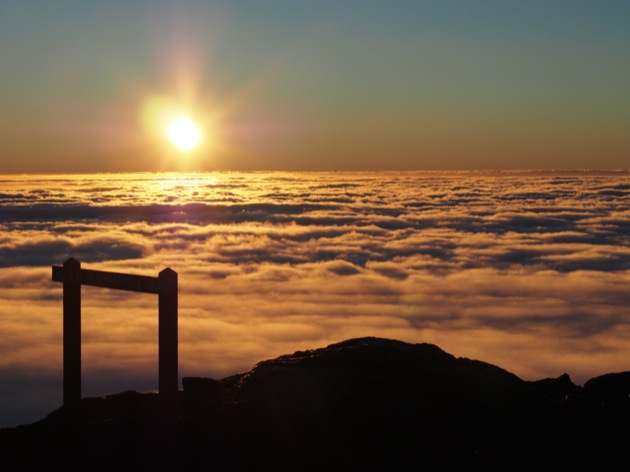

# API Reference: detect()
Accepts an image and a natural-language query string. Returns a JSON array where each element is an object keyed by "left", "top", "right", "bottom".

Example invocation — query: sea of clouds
[{"left": 1, "top": 170, "right": 629, "bottom": 427}]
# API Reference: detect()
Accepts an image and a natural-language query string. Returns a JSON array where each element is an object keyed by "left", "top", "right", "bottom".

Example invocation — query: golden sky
[{"left": 1, "top": 1, "right": 629, "bottom": 172}]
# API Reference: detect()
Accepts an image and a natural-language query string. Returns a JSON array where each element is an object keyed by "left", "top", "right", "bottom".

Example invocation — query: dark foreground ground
[{"left": 2, "top": 337, "right": 630, "bottom": 471}]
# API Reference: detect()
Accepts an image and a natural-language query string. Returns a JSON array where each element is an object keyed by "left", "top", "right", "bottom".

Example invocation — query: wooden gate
[{"left": 52, "top": 258, "right": 178, "bottom": 404}]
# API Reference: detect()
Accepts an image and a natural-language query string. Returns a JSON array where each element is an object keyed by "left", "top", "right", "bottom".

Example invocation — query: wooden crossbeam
[
  {"left": 52, "top": 266, "right": 159, "bottom": 294},
  {"left": 51, "top": 258, "right": 178, "bottom": 404}
]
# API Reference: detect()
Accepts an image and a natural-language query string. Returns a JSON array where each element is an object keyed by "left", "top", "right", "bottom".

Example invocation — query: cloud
[
  {"left": 0, "top": 171, "right": 629, "bottom": 426},
  {"left": 0, "top": 231, "right": 147, "bottom": 267}
]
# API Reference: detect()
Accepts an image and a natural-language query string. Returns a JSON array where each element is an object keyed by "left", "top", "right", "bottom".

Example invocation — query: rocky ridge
[{"left": 1, "top": 337, "right": 629, "bottom": 471}]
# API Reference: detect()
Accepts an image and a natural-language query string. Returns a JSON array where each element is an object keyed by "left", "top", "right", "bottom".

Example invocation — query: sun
[{"left": 167, "top": 116, "right": 201, "bottom": 151}]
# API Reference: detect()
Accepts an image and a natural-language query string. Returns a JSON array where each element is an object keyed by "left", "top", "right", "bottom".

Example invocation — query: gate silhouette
[{"left": 52, "top": 258, "right": 178, "bottom": 404}]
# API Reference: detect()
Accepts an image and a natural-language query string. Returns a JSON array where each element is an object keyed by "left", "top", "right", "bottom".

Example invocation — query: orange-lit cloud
[{"left": 0, "top": 170, "right": 629, "bottom": 426}]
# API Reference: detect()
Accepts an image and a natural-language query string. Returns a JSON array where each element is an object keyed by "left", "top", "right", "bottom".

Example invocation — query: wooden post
[
  {"left": 52, "top": 260, "right": 179, "bottom": 404},
  {"left": 158, "top": 268, "right": 178, "bottom": 400},
  {"left": 62, "top": 258, "right": 81, "bottom": 404}
]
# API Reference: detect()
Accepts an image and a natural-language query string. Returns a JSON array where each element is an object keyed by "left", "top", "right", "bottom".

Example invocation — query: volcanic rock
[
  {"left": 1, "top": 337, "right": 629, "bottom": 471},
  {"left": 530, "top": 372, "right": 581, "bottom": 401}
]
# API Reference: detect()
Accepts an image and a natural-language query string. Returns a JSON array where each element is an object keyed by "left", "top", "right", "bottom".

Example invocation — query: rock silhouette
[{"left": 1, "top": 337, "right": 629, "bottom": 471}]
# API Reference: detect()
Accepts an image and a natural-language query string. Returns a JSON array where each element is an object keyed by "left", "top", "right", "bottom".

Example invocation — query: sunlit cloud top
[{"left": 1, "top": 170, "right": 629, "bottom": 427}]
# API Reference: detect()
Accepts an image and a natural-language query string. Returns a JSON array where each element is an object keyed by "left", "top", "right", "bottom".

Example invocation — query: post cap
[
  {"left": 64, "top": 258, "right": 81, "bottom": 268},
  {"left": 159, "top": 267, "right": 177, "bottom": 278}
]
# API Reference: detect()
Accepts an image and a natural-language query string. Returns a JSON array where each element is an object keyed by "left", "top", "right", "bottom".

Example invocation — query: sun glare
[{"left": 167, "top": 116, "right": 201, "bottom": 151}]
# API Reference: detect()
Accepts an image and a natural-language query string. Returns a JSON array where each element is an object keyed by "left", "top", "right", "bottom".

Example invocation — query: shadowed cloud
[{"left": 0, "top": 171, "right": 629, "bottom": 427}]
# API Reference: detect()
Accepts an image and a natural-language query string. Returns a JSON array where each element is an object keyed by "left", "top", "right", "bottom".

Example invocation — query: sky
[
  {"left": 0, "top": 171, "right": 629, "bottom": 427},
  {"left": 1, "top": 0, "right": 629, "bottom": 172}
]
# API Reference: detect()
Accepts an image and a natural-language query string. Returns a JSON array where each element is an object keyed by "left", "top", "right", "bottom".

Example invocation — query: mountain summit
[{"left": 2, "top": 337, "right": 629, "bottom": 470}]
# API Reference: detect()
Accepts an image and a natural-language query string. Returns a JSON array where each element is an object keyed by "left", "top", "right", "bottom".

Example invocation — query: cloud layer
[{"left": 1, "top": 171, "right": 629, "bottom": 426}]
